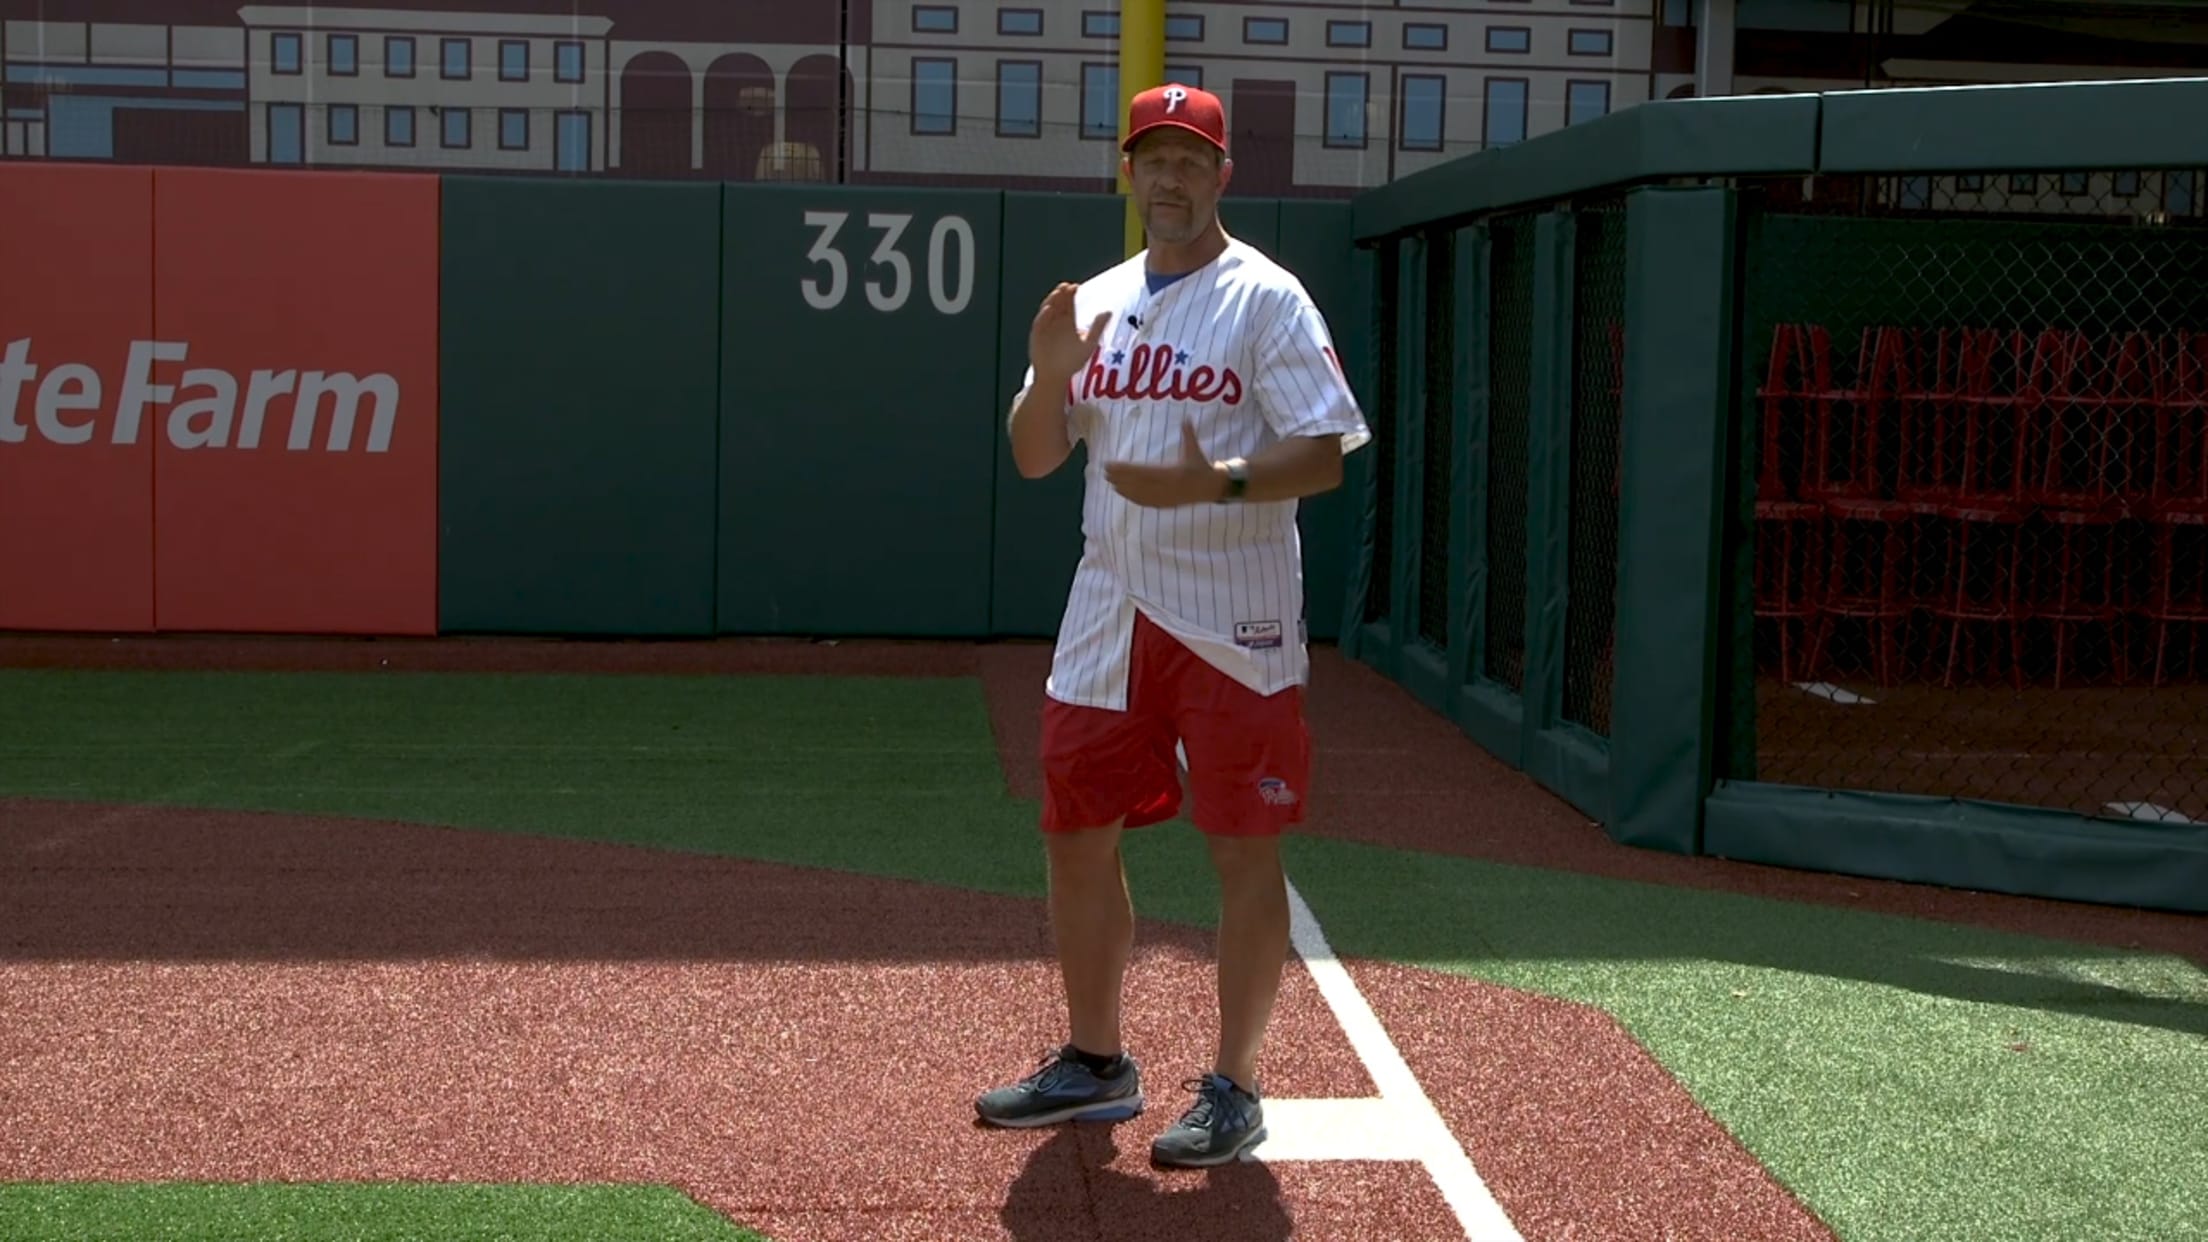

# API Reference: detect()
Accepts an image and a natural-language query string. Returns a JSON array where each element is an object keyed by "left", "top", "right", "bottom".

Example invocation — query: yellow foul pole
[{"left": 1117, "top": 0, "right": 1165, "bottom": 258}]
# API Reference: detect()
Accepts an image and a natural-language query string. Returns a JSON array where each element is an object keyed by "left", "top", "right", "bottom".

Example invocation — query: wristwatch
[{"left": 1218, "top": 457, "right": 1249, "bottom": 502}]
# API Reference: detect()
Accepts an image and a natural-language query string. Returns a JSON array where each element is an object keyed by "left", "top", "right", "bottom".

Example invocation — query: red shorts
[{"left": 1040, "top": 610, "right": 1310, "bottom": 838}]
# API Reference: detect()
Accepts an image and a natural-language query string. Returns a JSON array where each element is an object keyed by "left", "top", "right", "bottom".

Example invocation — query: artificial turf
[
  {"left": 2, "top": 666, "right": 2202, "bottom": 1242},
  {"left": 0, "top": 1182, "right": 764, "bottom": 1241}
]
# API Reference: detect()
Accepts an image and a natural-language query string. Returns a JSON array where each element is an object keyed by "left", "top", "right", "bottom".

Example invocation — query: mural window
[
  {"left": 328, "top": 103, "right": 358, "bottom": 146},
  {"left": 1572, "top": 0, "right": 1617, "bottom": 5},
  {"left": 500, "top": 109, "right": 529, "bottom": 150},
  {"left": 1399, "top": 74, "right": 1444, "bottom": 152},
  {"left": 1957, "top": 173, "right": 1985, "bottom": 192},
  {"left": 556, "top": 111, "right": 590, "bottom": 171},
  {"left": 442, "top": 106, "right": 471, "bottom": 149},
  {"left": 1167, "top": 63, "right": 1202, "bottom": 89},
  {"left": 2061, "top": 171, "right": 2089, "bottom": 195},
  {"left": 2115, "top": 170, "right": 2141, "bottom": 197},
  {"left": 1327, "top": 21, "right": 1370, "bottom": 48},
  {"left": 1165, "top": 14, "right": 1202, "bottom": 41},
  {"left": 1243, "top": 17, "right": 1287, "bottom": 45},
  {"left": 555, "top": 41, "right": 584, "bottom": 83},
  {"left": 997, "top": 60, "right": 1041, "bottom": 137},
  {"left": 1083, "top": 11, "right": 1118, "bottom": 38},
  {"left": 1566, "top": 79, "right": 1610, "bottom": 125},
  {"left": 272, "top": 33, "right": 302, "bottom": 75},
  {"left": 268, "top": 103, "right": 303, "bottom": 162},
  {"left": 1484, "top": 77, "right": 1528, "bottom": 148},
  {"left": 1568, "top": 28, "right": 1614, "bottom": 56},
  {"left": 912, "top": 57, "right": 957, "bottom": 135},
  {"left": 1662, "top": 0, "right": 1694, "bottom": 24},
  {"left": 1080, "top": 63, "right": 1117, "bottom": 139},
  {"left": 500, "top": 40, "right": 529, "bottom": 81},
  {"left": 2009, "top": 173, "right": 2036, "bottom": 194},
  {"left": 2167, "top": 171, "right": 2197, "bottom": 215},
  {"left": 442, "top": 38, "right": 471, "bottom": 80},
  {"left": 386, "top": 105, "right": 415, "bottom": 147},
  {"left": 328, "top": 34, "right": 357, "bottom": 76},
  {"left": 1487, "top": 27, "right": 1530, "bottom": 54},
  {"left": 1403, "top": 23, "right": 1448, "bottom": 51},
  {"left": 913, "top": 6, "right": 958, "bottom": 34},
  {"left": 385, "top": 36, "right": 414, "bottom": 78},
  {"left": 1324, "top": 72, "right": 1367, "bottom": 148},
  {"left": 999, "top": 8, "right": 1043, "bottom": 36}
]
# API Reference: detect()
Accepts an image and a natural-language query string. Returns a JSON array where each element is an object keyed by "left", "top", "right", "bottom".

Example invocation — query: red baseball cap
[{"left": 1122, "top": 82, "right": 1226, "bottom": 153}]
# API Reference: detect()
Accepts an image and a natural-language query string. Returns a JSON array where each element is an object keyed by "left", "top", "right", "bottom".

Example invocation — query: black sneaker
[
  {"left": 1150, "top": 1073, "right": 1267, "bottom": 1167},
  {"left": 975, "top": 1045, "right": 1145, "bottom": 1128}
]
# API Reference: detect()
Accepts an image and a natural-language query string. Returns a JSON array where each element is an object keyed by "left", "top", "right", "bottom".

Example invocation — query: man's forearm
[
  {"left": 1006, "top": 369, "right": 1077, "bottom": 478},
  {"left": 1213, "top": 434, "right": 1345, "bottom": 503}
]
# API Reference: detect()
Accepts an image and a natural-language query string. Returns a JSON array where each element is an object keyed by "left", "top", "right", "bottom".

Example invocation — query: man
[{"left": 976, "top": 82, "right": 1372, "bottom": 1169}]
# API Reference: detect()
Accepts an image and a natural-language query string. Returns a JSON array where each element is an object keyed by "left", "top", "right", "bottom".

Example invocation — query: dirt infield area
[{"left": 3, "top": 798, "right": 1828, "bottom": 1241}]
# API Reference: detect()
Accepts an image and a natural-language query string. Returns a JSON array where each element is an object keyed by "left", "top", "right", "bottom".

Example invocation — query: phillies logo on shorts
[
  {"left": 1257, "top": 777, "right": 1298, "bottom": 807},
  {"left": 1074, "top": 342, "right": 1244, "bottom": 405}
]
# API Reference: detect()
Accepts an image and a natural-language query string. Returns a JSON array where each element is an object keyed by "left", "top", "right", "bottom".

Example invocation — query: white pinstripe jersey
[{"left": 1022, "top": 237, "right": 1373, "bottom": 711}]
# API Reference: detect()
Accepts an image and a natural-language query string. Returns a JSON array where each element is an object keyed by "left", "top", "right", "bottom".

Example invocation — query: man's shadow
[{"left": 999, "top": 1125, "right": 1293, "bottom": 1241}]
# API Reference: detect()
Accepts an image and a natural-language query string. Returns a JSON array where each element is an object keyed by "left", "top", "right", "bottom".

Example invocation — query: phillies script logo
[
  {"left": 1071, "top": 342, "right": 1244, "bottom": 405},
  {"left": 0, "top": 338, "right": 401, "bottom": 453}
]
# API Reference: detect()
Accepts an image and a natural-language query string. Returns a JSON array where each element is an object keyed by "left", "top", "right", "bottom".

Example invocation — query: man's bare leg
[
  {"left": 1047, "top": 819, "right": 1133, "bottom": 1058},
  {"left": 1205, "top": 833, "right": 1290, "bottom": 1090}
]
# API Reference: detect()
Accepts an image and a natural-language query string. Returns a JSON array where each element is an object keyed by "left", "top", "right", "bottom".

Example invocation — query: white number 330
[{"left": 801, "top": 208, "right": 974, "bottom": 316}]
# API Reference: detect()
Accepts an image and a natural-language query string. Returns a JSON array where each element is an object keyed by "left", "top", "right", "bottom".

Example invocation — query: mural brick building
[{"left": 2, "top": 2, "right": 2204, "bottom": 195}]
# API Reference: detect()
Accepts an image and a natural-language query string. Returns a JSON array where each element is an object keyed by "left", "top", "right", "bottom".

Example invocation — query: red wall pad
[
  {"left": 0, "top": 164, "right": 158, "bottom": 632},
  {"left": 151, "top": 168, "right": 439, "bottom": 635}
]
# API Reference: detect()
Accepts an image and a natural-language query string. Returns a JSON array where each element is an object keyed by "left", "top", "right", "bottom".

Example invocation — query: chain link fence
[
  {"left": 1562, "top": 198, "right": 1628, "bottom": 736},
  {"left": 1484, "top": 212, "right": 1538, "bottom": 693},
  {"left": 1730, "top": 166, "right": 2208, "bottom": 824},
  {"left": 1417, "top": 230, "right": 1458, "bottom": 651},
  {"left": 1366, "top": 246, "right": 1401, "bottom": 628}
]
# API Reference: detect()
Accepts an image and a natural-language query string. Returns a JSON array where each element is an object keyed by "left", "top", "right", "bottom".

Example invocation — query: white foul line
[
  {"left": 1279, "top": 877, "right": 1525, "bottom": 1242},
  {"left": 1181, "top": 733, "right": 1520, "bottom": 1240}
]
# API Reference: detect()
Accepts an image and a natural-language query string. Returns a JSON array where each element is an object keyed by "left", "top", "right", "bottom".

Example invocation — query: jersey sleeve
[{"left": 1249, "top": 299, "right": 1373, "bottom": 454}]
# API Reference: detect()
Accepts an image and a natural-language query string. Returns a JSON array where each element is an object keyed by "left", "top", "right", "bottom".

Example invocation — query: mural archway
[{"left": 620, "top": 51, "right": 693, "bottom": 177}]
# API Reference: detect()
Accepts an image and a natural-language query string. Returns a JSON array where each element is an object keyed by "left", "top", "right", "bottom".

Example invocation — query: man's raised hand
[{"left": 1030, "top": 282, "right": 1113, "bottom": 382}]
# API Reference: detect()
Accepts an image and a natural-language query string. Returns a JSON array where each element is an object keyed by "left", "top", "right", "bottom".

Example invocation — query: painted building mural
[{"left": 2, "top": 2, "right": 2205, "bottom": 196}]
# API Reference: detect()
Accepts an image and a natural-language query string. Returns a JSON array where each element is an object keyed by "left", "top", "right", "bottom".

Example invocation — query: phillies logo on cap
[{"left": 1123, "top": 82, "right": 1227, "bottom": 152}]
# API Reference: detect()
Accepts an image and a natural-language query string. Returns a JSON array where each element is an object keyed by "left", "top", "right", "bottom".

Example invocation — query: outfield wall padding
[
  {"left": 437, "top": 177, "right": 722, "bottom": 636},
  {"left": 0, "top": 163, "right": 157, "bottom": 633},
  {"left": 151, "top": 168, "right": 440, "bottom": 636},
  {"left": 718, "top": 186, "right": 1005, "bottom": 636}
]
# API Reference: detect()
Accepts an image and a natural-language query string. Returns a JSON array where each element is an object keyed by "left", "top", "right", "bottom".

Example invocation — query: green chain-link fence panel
[
  {"left": 1731, "top": 167, "right": 2208, "bottom": 824},
  {"left": 1484, "top": 212, "right": 1537, "bottom": 692},
  {"left": 1417, "top": 229, "right": 1457, "bottom": 651},
  {"left": 1563, "top": 198, "right": 1628, "bottom": 736}
]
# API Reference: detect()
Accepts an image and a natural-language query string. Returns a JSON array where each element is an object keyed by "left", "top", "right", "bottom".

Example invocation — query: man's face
[{"left": 1127, "top": 129, "right": 1228, "bottom": 246}]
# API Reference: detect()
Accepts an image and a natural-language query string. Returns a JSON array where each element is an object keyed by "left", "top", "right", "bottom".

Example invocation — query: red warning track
[{"left": 0, "top": 799, "right": 1829, "bottom": 1241}]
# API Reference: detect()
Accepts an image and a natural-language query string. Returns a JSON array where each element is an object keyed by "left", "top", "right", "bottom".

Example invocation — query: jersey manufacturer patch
[{"left": 1234, "top": 620, "right": 1283, "bottom": 650}]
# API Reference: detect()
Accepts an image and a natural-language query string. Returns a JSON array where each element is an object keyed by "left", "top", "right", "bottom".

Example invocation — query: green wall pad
[
  {"left": 719, "top": 186, "right": 1005, "bottom": 636},
  {"left": 438, "top": 177, "right": 722, "bottom": 635},
  {"left": 1275, "top": 200, "right": 1362, "bottom": 645},
  {"left": 989, "top": 193, "right": 1124, "bottom": 638}
]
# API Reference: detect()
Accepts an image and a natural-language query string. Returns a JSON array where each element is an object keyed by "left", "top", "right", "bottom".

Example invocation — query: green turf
[
  {"left": 2, "top": 666, "right": 2204, "bottom": 1242},
  {"left": 0, "top": 1182, "right": 764, "bottom": 1241}
]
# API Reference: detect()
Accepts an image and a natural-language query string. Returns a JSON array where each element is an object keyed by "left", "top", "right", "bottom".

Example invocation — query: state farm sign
[{"left": 0, "top": 338, "right": 401, "bottom": 453}]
